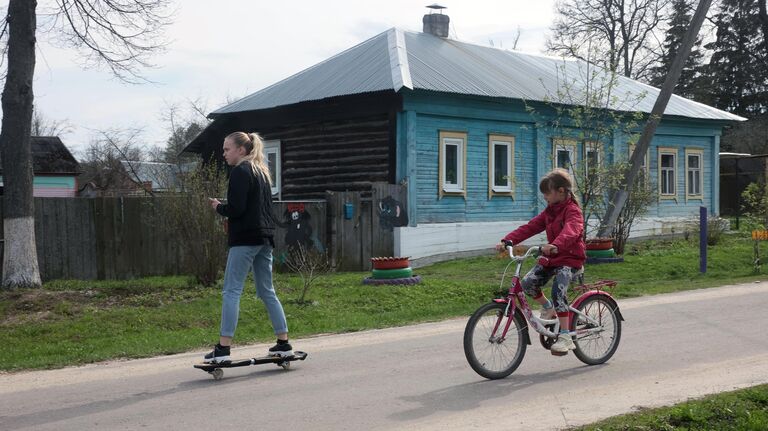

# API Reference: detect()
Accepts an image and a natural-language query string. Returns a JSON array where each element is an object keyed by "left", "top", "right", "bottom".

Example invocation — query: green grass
[
  {"left": 574, "top": 384, "right": 768, "bottom": 430},
  {"left": 0, "top": 232, "right": 765, "bottom": 371}
]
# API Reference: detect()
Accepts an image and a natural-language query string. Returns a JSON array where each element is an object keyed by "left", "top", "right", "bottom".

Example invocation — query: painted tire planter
[
  {"left": 586, "top": 248, "right": 615, "bottom": 258},
  {"left": 371, "top": 267, "right": 413, "bottom": 279},
  {"left": 371, "top": 257, "right": 411, "bottom": 270},
  {"left": 585, "top": 238, "right": 614, "bottom": 251},
  {"left": 586, "top": 257, "right": 624, "bottom": 264},
  {"left": 363, "top": 275, "right": 422, "bottom": 285}
]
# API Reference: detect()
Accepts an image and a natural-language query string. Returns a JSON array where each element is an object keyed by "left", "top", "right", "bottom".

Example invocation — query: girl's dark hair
[{"left": 539, "top": 168, "right": 579, "bottom": 206}]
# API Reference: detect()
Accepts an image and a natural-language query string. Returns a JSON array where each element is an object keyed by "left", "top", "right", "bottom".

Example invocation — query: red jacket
[{"left": 502, "top": 197, "right": 586, "bottom": 268}]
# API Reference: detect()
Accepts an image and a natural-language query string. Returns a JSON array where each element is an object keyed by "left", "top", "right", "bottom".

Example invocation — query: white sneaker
[
  {"left": 539, "top": 307, "right": 556, "bottom": 320},
  {"left": 551, "top": 333, "right": 576, "bottom": 354}
]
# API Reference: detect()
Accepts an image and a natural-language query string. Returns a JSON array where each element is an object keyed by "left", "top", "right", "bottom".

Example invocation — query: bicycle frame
[{"left": 492, "top": 246, "right": 616, "bottom": 342}]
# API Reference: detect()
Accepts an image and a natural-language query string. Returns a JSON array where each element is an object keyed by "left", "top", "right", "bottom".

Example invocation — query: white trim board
[{"left": 395, "top": 216, "right": 712, "bottom": 261}]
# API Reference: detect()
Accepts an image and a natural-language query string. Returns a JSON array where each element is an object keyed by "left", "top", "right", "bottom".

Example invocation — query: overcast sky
[{"left": 30, "top": 1, "right": 556, "bottom": 157}]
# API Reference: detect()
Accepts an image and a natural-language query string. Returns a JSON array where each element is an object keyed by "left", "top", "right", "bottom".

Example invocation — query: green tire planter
[
  {"left": 586, "top": 248, "right": 615, "bottom": 258},
  {"left": 371, "top": 267, "right": 413, "bottom": 279}
]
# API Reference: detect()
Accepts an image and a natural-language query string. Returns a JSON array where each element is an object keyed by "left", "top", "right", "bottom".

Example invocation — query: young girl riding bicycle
[{"left": 497, "top": 168, "right": 586, "bottom": 355}]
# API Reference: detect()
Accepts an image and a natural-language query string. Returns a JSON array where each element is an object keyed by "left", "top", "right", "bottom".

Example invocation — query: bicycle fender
[
  {"left": 515, "top": 308, "right": 532, "bottom": 345},
  {"left": 570, "top": 291, "right": 624, "bottom": 324}
]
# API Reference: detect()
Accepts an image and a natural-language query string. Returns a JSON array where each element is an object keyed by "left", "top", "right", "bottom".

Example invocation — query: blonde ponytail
[{"left": 225, "top": 131, "right": 272, "bottom": 185}]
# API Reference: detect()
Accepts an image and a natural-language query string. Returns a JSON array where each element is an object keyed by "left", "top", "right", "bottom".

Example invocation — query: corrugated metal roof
[{"left": 212, "top": 28, "right": 744, "bottom": 122}]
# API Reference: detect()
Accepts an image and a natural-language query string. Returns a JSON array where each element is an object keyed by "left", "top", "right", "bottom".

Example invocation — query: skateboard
[{"left": 194, "top": 351, "right": 308, "bottom": 380}]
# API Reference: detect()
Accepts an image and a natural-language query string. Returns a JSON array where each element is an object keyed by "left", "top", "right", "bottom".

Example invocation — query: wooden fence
[
  {"left": 0, "top": 197, "right": 327, "bottom": 281},
  {"left": 0, "top": 183, "right": 406, "bottom": 281},
  {"left": 326, "top": 183, "right": 408, "bottom": 271}
]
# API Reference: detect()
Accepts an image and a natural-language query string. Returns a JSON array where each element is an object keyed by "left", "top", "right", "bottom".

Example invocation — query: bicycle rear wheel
[
  {"left": 572, "top": 295, "right": 621, "bottom": 365},
  {"left": 463, "top": 302, "right": 527, "bottom": 379}
]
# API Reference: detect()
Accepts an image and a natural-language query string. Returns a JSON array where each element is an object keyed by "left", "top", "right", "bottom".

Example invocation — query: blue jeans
[{"left": 220, "top": 245, "right": 288, "bottom": 337}]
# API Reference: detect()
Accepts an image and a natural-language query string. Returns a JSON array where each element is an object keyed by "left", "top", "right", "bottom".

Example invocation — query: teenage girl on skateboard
[{"left": 205, "top": 131, "right": 294, "bottom": 363}]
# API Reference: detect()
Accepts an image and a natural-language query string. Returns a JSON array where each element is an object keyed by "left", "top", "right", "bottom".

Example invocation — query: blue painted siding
[
  {"left": 646, "top": 134, "right": 714, "bottom": 217},
  {"left": 413, "top": 114, "right": 539, "bottom": 223},
  {"left": 401, "top": 91, "right": 727, "bottom": 224}
]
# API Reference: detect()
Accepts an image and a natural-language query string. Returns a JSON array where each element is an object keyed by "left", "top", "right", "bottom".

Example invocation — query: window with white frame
[
  {"left": 553, "top": 139, "right": 577, "bottom": 178},
  {"left": 628, "top": 143, "right": 650, "bottom": 183},
  {"left": 658, "top": 147, "right": 677, "bottom": 197},
  {"left": 685, "top": 149, "right": 703, "bottom": 198},
  {"left": 489, "top": 135, "right": 514, "bottom": 194},
  {"left": 263, "top": 140, "right": 281, "bottom": 196},
  {"left": 439, "top": 131, "right": 466, "bottom": 196},
  {"left": 584, "top": 141, "right": 601, "bottom": 178}
]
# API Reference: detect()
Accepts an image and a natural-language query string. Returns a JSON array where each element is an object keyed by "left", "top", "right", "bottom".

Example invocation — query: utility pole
[{"left": 598, "top": 0, "right": 714, "bottom": 237}]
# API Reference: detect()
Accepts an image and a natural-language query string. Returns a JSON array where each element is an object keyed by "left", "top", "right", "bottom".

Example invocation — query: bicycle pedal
[{"left": 550, "top": 350, "right": 568, "bottom": 357}]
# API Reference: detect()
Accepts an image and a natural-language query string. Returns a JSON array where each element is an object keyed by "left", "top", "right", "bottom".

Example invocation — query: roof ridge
[{"left": 387, "top": 28, "right": 412, "bottom": 92}]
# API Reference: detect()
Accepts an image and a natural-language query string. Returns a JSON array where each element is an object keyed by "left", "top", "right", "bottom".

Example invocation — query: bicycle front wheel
[
  {"left": 463, "top": 302, "right": 527, "bottom": 379},
  {"left": 572, "top": 295, "right": 621, "bottom": 365}
]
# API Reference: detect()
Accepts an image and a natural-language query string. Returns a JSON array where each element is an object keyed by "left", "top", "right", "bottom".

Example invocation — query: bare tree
[
  {"left": 283, "top": 242, "right": 331, "bottom": 304},
  {"left": 547, "top": 0, "right": 670, "bottom": 80},
  {"left": 598, "top": 0, "right": 713, "bottom": 237},
  {"left": 0, "top": 0, "right": 173, "bottom": 289},
  {"left": 79, "top": 127, "right": 161, "bottom": 195},
  {"left": 0, "top": 0, "right": 39, "bottom": 289},
  {"left": 489, "top": 26, "right": 522, "bottom": 50},
  {"left": 161, "top": 98, "right": 210, "bottom": 164},
  {"left": 31, "top": 106, "right": 73, "bottom": 137}
]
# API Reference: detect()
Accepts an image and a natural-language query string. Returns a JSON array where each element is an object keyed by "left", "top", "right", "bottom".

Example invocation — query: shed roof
[
  {"left": 212, "top": 28, "right": 745, "bottom": 122},
  {"left": 0, "top": 136, "right": 80, "bottom": 175}
]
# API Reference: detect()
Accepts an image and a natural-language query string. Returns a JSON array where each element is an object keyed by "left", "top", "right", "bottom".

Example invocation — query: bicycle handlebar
[{"left": 503, "top": 242, "right": 558, "bottom": 261}]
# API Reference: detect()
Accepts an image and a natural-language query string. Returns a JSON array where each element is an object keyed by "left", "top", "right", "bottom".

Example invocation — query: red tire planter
[
  {"left": 371, "top": 256, "right": 411, "bottom": 270},
  {"left": 585, "top": 238, "right": 614, "bottom": 251},
  {"left": 372, "top": 267, "right": 413, "bottom": 279}
]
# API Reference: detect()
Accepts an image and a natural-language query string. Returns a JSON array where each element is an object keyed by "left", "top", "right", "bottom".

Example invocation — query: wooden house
[
  {"left": 184, "top": 12, "right": 744, "bottom": 264},
  {"left": 0, "top": 136, "right": 81, "bottom": 198}
]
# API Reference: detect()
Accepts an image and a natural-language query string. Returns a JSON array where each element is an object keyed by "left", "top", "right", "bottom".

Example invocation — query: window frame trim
[
  {"left": 685, "top": 148, "right": 704, "bottom": 201},
  {"left": 438, "top": 130, "right": 468, "bottom": 199},
  {"left": 584, "top": 140, "right": 602, "bottom": 179},
  {"left": 552, "top": 138, "right": 578, "bottom": 175},
  {"left": 658, "top": 146, "right": 678, "bottom": 199},
  {"left": 488, "top": 134, "right": 515, "bottom": 198},
  {"left": 263, "top": 139, "right": 281, "bottom": 198}
]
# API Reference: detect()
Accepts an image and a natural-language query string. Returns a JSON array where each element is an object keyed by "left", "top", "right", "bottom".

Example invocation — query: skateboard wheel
[
  {"left": 280, "top": 362, "right": 291, "bottom": 370},
  {"left": 212, "top": 368, "right": 223, "bottom": 380}
]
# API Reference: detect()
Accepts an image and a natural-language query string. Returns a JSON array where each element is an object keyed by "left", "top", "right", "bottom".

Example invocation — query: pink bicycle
[{"left": 463, "top": 243, "right": 624, "bottom": 379}]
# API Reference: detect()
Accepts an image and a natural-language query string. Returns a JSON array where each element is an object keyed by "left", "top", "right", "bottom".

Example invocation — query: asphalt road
[{"left": 2, "top": 281, "right": 767, "bottom": 431}]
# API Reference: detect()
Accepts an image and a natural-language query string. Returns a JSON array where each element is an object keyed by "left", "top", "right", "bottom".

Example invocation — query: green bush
[{"left": 742, "top": 182, "right": 768, "bottom": 229}]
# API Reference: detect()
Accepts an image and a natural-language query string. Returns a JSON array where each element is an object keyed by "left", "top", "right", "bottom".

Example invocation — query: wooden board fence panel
[{"left": 0, "top": 189, "right": 408, "bottom": 281}]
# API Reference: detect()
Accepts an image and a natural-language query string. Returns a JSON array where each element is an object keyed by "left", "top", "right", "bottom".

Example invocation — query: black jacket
[{"left": 216, "top": 163, "right": 275, "bottom": 247}]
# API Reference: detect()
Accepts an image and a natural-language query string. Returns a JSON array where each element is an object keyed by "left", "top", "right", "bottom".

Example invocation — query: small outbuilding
[{"left": 0, "top": 136, "right": 81, "bottom": 197}]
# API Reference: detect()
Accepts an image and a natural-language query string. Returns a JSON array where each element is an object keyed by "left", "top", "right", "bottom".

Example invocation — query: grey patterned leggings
[{"left": 520, "top": 264, "right": 580, "bottom": 313}]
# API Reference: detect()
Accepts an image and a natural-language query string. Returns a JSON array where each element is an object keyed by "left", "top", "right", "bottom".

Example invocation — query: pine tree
[
  {"left": 648, "top": 0, "right": 705, "bottom": 100},
  {"left": 703, "top": 0, "right": 768, "bottom": 116}
]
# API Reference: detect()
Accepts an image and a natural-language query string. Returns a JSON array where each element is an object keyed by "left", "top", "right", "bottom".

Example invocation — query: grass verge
[
  {"left": 574, "top": 384, "right": 768, "bottom": 430},
  {"left": 0, "top": 233, "right": 765, "bottom": 371}
]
